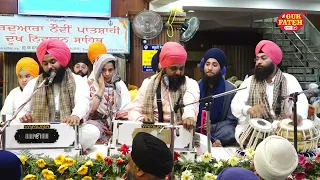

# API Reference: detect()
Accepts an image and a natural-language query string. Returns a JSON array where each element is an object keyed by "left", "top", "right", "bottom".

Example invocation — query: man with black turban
[{"left": 125, "top": 132, "right": 173, "bottom": 180}]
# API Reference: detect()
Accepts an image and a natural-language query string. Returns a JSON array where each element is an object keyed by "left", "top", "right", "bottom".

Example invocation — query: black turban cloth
[
  {"left": 131, "top": 132, "right": 173, "bottom": 177},
  {"left": 0, "top": 150, "right": 22, "bottom": 180},
  {"left": 151, "top": 49, "right": 161, "bottom": 72}
]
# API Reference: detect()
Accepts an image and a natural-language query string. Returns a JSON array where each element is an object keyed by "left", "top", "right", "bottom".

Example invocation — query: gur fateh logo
[{"left": 277, "top": 11, "right": 306, "bottom": 32}]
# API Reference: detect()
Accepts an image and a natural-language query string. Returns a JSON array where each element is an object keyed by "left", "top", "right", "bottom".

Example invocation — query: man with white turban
[
  {"left": 253, "top": 135, "right": 298, "bottom": 180},
  {"left": 18, "top": 39, "right": 100, "bottom": 150}
]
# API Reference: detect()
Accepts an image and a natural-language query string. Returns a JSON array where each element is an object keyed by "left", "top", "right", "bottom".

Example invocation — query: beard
[
  {"left": 253, "top": 63, "right": 275, "bottom": 81},
  {"left": 124, "top": 170, "right": 136, "bottom": 180},
  {"left": 168, "top": 75, "right": 186, "bottom": 92},
  {"left": 75, "top": 71, "right": 88, "bottom": 77},
  {"left": 43, "top": 67, "right": 66, "bottom": 84},
  {"left": 202, "top": 71, "right": 223, "bottom": 87}
]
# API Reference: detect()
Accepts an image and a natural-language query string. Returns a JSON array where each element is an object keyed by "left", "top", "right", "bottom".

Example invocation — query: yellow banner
[{"left": 142, "top": 49, "right": 157, "bottom": 66}]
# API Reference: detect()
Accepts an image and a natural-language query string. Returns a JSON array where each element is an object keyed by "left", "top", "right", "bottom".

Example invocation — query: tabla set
[{"left": 239, "top": 118, "right": 319, "bottom": 156}]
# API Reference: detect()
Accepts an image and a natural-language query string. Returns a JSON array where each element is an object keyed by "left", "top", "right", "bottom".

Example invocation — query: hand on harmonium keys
[
  {"left": 141, "top": 115, "right": 152, "bottom": 122},
  {"left": 178, "top": 117, "right": 196, "bottom": 130},
  {"left": 20, "top": 113, "right": 34, "bottom": 123},
  {"left": 61, "top": 115, "right": 81, "bottom": 125}
]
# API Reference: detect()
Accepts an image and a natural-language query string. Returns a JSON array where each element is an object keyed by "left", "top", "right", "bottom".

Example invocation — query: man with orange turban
[
  {"left": 129, "top": 42, "right": 200, "bottom": 130},
  {"left": 231, "top": 40, "right": 308, "bottom": 144},
  {"left": 18, "top": 39, "right": 100, "bottom": 150},
  {"left": 1, "top": 57, "right": 39, "bottom": 122}
]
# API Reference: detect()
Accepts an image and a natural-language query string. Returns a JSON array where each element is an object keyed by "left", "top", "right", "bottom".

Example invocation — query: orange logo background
[{"left": 277, "top": 12, "right": 305, "bottom": 32}]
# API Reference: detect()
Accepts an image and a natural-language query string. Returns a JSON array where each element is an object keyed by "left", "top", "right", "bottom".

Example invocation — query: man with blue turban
[{"left": 197, "top": 48, "right": 237, "bottom": 147}]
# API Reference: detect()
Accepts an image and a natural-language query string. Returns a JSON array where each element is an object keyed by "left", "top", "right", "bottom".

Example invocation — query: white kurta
[
  {"left": 0, "top": 87, "right": 23, "bottom": 122},
  {"left": 16, "top": 73, "right": 99, "bottom": 149},
  {"left": 18, "top": 73, "right": 90, "bottom": 121},
  {"left": 231, "top": 73, "right": 309, "bottom": 143},
  {"left": 129, "top": 75, "right": 200, "bottom": 122}
]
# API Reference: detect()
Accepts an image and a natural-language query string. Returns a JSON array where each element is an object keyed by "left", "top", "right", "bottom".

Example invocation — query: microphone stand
[
  {"left": 174, "top": 87, "right": 247, "bottom": 153},
  {"left": 167, "top": 90, "right": 176, "bottom": 180},
  {"left": 282, "top": 89, "right": 316, "bottom": 152},
  {"left": 0, "top": 78, "right": 48, "bottom": 139}
]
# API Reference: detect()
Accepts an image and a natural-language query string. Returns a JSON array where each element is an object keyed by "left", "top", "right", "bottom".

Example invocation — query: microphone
[
  {"left": 47, "top": 70, "right": 57, "bottom": 85},
  {"left": 283, "top": 87, "right": 320, "bottom": 99},
  {"left": 163, "top": 74, "right": 169, "bottom": 89}
]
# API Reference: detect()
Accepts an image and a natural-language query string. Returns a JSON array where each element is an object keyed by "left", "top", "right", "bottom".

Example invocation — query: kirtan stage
[{"left": 1, "top": 119, "right": 320, "bottom": 179}]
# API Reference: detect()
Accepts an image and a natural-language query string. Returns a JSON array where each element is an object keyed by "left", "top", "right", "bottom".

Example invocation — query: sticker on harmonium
[
  {"left": 15, "top": 124, "right": 59, "bottom": 144},
  {"left": 24, "top": 124, "right": 51, "bottom": 129},
  {"left": 132, "top": 124, "right": 171, "bottom": 144}
]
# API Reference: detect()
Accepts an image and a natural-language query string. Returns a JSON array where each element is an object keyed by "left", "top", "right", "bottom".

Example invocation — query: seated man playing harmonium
[
  {"left": 18, "top": 39, "right": 100, "bottom": 151},
  {"left": 129, "top": 42, "right": 200, "bottom": 130}
]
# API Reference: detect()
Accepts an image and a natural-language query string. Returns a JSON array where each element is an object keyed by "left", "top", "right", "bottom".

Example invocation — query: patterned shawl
[
  {"left": 32, "top": 68, "right": 76, "bottom": 122},
  {"left": 248, "top": 69, "right": 287, "bottom": 121},
  {"left": 144, "top": 72, "right": 186, "bottom": 122}
]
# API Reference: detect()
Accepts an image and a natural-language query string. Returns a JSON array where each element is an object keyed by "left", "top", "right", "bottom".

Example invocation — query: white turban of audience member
[
  {"left": 308, "top": 83, "right": 319, "bottom": 90},
  {"left": 254, "top": 135, "right": 298, "bottom": 180}
]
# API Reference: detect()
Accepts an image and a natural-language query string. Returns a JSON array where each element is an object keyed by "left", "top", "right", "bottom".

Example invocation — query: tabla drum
[
  {"left": 275, "top": 119, "right": 319, "bottom": 153},
  {"left": 239, "top": 118, "right": 273, "bottom": 150},
  {"left": 313, "top": 100, "right": 320, "bottom": 128}
]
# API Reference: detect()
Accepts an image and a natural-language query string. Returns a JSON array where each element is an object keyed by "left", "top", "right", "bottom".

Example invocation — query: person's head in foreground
[
  {"left": 253, "top": 135, "right": 298, "bottom": 180},
  {"left": 254, "top": 40, "right": 282, "bottom": 82},
  {"left": 125, "top": 132, "right": 173, "bottom": 180},
  {"left": 159, "top": 42, "right": 187, "bottom": 91},
  {"left": 36, "top": 39, "right": 71, "bottom": 84},
  {"left": 217, "top": 167, "right": 259, "bottom": 180},
  {"left": 87, "top": 42, "right": 107, "bottom": 64},
  {"left": 15, "top": 57, "right": 39, "bottom": 89},
  {"left": 0, "top": 150, "right": 23, "bottom": 180},
  {"left": 200, "top": 48, "right": 226, "bottom": 87}
]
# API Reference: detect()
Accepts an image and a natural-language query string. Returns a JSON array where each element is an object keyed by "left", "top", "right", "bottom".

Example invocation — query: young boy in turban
[
  {"left": 1, "top": 57, "right": 39, "bottom": 122},
  {"left": 197, "top": 48, "right": 237, "bottom": 147},
  {"left": 129, "top": 42, "right": 200, "bottom": 130},
  {"left": 252, "top": 135, "right": 298, "bottom": 180},
  {"left": 231, "top": 40, "right": 308, "bottom": 143},
  {"left": 18, "top": 39, "right": 100, "bottom": 150},
  {"left": 125, "top": 132, "right": 173, "bottom": 180}
]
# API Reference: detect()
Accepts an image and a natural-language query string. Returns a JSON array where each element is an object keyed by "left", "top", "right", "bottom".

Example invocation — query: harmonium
[
  {"left": 2, "top": 123, "right": 81, "bottom": 158},
  {"left": 108, "top": 120, "right": 197, "bottom": 161}
]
